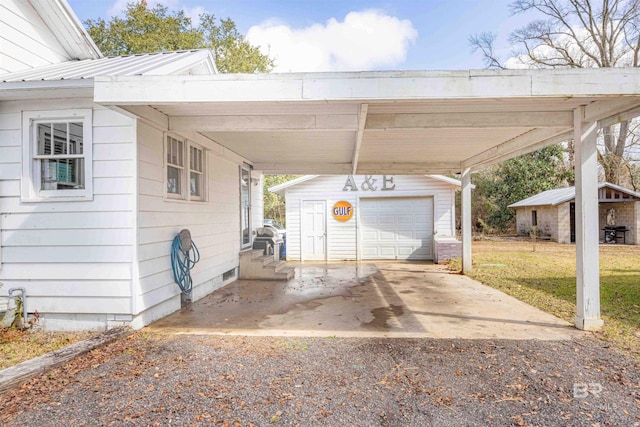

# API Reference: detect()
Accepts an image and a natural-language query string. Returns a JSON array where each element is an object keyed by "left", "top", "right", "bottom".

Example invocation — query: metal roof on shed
[
  {"left": 1, "top": 49, "right": 215, "bottom": 82},
  {"left": 508, "top": 182, "right": 640, "bottom": 208}
]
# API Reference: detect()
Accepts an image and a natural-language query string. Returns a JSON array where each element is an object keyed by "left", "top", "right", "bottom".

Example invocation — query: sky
[{"left": 67, "top": 0, "right": 536, "bottom": 72}]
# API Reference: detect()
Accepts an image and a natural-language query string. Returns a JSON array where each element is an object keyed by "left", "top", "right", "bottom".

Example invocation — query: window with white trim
[
  {"left": 165, "top": 134, "right": 206, "bottom": 201},
  {"left": 22, "top": 110, "right": 93, "bottom": 201}
]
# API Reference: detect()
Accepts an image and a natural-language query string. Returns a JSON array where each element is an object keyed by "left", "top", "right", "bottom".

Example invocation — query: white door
[
  {"left": 360, "top": 197, "right": 433, "bottom": 260},
  {"left": 301, "top": 200, "right": 326, "bottom": 260}
]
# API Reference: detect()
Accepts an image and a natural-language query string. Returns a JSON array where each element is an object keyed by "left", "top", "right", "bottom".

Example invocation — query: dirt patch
[{"left": 1, "top": 331, "right": 638, "bottom": 426}]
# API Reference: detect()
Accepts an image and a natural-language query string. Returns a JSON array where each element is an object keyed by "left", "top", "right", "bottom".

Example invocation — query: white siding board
[
  {"left": 2, "top": 246, "right": 133, "bottom": 263},
  {"left": 26, "top": 297, "right": 131, "bottom": 314},
  {"left": 94, "top": 177, "right": 135, "bottom": 195},
  {"left": 0, "top": 263, "right": 131, "bottom": 280},
  {"left": 93, "top": 143, "right": 136, "bottom": 161},
  {"left": 0, "top": 194, "right": 134, "bottom": 213},
  {"left": 93, "top": 160, "right": 135, "bottom": 178},
  {"left": 0, "top": 146, "right": 21, "bottom": 162},
  {"left": 0, "top": 130, "right": 21, "bottom": 147},
  {"left": 2, "top": 228, "right": 133, "bottom": 246},
  {"left": 93, "top": 125, "right": 137, "bottom": 144},
  {"left": 0, "top": 281, "right": 131, "bottom": 297},
  {"left": 0, "top": 163, "right": 20, "bottom": 179},
  {"left": 1, "top": 211, "right": 133, "bottom": 229},
  {"left": 0, "top": 113, "right": 20, "bottom": 130},
  {"left": 0, "top": 179, "right": 20, "bottom": 196}
]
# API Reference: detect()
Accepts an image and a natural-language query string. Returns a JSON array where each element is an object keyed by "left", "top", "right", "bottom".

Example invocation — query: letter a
[{"left": 343, "top": 175, "right": 358, "bottom": 191}]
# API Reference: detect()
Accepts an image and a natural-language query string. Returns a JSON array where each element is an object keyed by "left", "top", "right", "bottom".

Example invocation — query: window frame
[
  {"left": 21, "top": 109, "right": 93, "bottom": 202},
  {"left": 531, "top": 210, "right": 538, "bottom": 227},
  {"left": 164, "top": 133, "right": 206, "bottom": 202}
]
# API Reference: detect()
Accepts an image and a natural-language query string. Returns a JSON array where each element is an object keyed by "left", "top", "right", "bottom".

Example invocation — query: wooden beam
[
  {"left": 352, "top": 104, "right": 368, "bottom": 175},
  {"left": 354, "top": 161, "right": 461, "bottom": 174},
  {"left": 461, "top": 127, "right": 569, "bottom": 169},
  {"left": 170, "top": 114, "right": 357, "bottom": 131},
  {"left": 365, "top": 111, "right": 572, "bottom": 129},
  {"left": 583, "top": 97, "right": 640, "bottom": 123},
  {"left": 598, "top": 103, "right": 640, "bottom": 128},
  {"left": 121, "top": 105, "right": 169, "bottom": 130},
  {"left": 253, "top": 162, "right": 352, "bottom": 174},
  {"left": 469, "top": 130, "right": 573, "bottom": 171}
]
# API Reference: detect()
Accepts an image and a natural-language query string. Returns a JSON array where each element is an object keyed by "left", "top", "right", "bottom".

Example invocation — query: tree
[
  {"left": 470, "top": 0, "right": 640, "bottom": 186},
  {"left": 263, "top": 175, "right": 300, "bottom": 226},
  {"left": 471, "top": 145, "right": 573, "bottom": 232},
  {"left": 85, "top": 1, "right": 273, "bottom": 73}
]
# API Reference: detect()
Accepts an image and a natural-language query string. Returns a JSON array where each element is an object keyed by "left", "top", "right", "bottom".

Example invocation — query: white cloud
[
  {"left": 246, "top": 10, "right": 418, "bottom": 72},
  {"left": 107, "top": 0, "right": 204, "bottom": 26}
]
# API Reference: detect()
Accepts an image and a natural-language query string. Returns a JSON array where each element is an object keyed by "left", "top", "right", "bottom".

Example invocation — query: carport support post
[
  {"left": 461, "top": 167, "right": 472, "bottom": 273},
  {"left": 573, "top": 107, "right": 603, "bottom": 331}
]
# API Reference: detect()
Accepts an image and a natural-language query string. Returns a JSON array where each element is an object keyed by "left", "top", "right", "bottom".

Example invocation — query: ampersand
[{"left": 361, "top": 175, "right": 377, "bottom": 191}]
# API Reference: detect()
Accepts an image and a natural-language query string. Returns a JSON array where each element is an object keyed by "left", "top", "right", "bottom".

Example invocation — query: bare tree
[{"left": 470, "top": 0, "right": 640, "bottom": 185}]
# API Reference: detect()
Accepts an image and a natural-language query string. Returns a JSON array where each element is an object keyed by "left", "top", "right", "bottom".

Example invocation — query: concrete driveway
[{"left": 150, "top": 262, "right": 581, "bottom": 340}]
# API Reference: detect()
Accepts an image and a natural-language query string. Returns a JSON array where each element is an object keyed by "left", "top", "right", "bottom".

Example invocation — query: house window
[
  {"left": 531, "top": 210, "right": 538, "bottom": 226},
  {"left": 189, "top": 145, "right": 204, "bottom": 200},
  {"left": 22, "top": 109, "right": 93, "bottom": 201},
  {"left": 166, "top": 136, "right": 184, "bottom": 196},
  {"left": 165, "top": 134, "right": 206, "bottom": 201}
]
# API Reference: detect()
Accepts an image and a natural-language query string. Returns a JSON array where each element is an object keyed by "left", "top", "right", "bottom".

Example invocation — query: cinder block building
[{"left": 509, "top": 183, "right": 640, "bottom": 244}]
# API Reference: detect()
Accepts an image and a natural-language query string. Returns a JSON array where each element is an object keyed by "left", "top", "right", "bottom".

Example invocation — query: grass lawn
[{"left": 451, "top": 239, "right": 640, "bottom": 357}]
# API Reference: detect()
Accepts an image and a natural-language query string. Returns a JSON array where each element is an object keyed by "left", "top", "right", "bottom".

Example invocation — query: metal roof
[
  {"left": 269, "top": 174, "right": 464, "bottom": 195},
  {"left": 1, "top": 50, "right": 216, "bottom": 82},
  {"left": 508, "top": 182, "right": 640, "bottom": 208}
]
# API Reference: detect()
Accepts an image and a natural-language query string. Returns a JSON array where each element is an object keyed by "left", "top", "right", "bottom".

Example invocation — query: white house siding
[
  {"left": 283, "top": 175, "right": 456, "bottom": 261},
  {"left": 133, "top": 122, "right": 247, "bottom": 327},
  {"left": 0, "top": 0, "right": 71, "bottom": 74},
  {"left": 0, "top": 99, "right": 136, "bottom": 331}
]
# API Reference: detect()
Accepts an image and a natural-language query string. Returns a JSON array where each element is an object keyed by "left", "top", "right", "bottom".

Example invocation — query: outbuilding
[
  {"left": 270, "top": 175, "right": 463, "bottom": 262},
  {"left": 509, "top": 182, "right": 640, "bottom": 244}
]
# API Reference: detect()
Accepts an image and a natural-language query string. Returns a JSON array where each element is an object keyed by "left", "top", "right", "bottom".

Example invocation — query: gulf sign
[{"left": 332, "top": 201, "right": 353, "bottom": 222}]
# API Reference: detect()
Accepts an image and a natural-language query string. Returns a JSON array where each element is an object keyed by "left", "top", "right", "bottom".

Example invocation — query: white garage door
[{"left": 360, "top": 197, "right": 433, "bottom": 260}]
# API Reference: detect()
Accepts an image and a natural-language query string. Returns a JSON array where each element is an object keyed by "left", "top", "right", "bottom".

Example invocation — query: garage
[
  {"left": 270, "top": 175, "right": 460, "bottom": 262},
  {"left": 360, "top": 197, "right": 433, "bottom": 260}
]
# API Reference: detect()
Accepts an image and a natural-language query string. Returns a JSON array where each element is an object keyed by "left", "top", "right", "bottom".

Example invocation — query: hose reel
[{"left": 171, "top": 229, "right": 200, "bottom": 307}]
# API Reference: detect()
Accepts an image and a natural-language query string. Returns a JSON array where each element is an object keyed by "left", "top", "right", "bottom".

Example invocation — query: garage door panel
[{"left": 361, "top": 197, "right": 433, "bottom": 260}]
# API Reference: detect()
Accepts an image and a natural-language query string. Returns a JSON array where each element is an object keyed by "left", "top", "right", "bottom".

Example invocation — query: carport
[{"left": 94, "top": 68, "right": 640, "bottom": 331}]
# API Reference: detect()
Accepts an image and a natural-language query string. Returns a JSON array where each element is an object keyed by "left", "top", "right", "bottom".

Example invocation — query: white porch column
[
  {"left": 573, "top": 107, "right": 603, "bottom": 330},
  {"left": 461, "top": 168, "right": 472, "bottom": 273}
]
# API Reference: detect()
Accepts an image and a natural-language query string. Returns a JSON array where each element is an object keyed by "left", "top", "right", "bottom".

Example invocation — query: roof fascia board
[
  {"left": 268, "top": 175, "right": 319, "bottom": 194},
  {"left": 94, "top": 68, "right": 640, "bottom": 105},
  {"left": 0, "top": 79, "right": 94, "bottom": 100}
]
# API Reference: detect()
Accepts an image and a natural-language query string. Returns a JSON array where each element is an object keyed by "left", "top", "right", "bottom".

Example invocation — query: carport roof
[
  {"left": 90, "top": 68, "right": 640, "bottom": 175},
  {"left": 4, "top": 67, "right": 640, "bottom": 176}
]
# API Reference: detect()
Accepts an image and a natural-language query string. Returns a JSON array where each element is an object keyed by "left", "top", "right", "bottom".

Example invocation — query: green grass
[{"left": 450, "top": 239, "right": 640, "bottom": 357}]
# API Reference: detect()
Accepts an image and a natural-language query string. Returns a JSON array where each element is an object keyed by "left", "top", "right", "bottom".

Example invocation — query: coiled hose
[{"left": 171, "top": 233, "right": 200, "bottom": 294}]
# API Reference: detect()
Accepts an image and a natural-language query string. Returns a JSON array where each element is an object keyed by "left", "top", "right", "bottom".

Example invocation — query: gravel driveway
[{"left": 1, "top": 331, "right": 638, "bottom": 426}]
